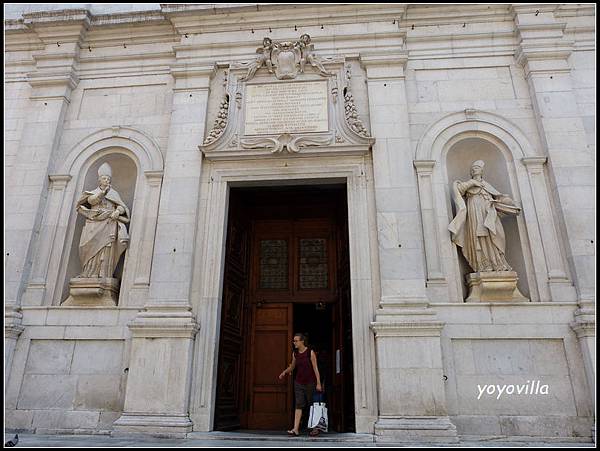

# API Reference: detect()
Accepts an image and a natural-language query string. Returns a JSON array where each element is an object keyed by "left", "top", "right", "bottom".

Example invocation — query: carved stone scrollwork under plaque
[{"left": 241, "top": 133, "right": 333, "bottom": 154}]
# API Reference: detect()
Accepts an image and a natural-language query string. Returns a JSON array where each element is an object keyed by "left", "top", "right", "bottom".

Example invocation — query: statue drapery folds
[{"left": 448, "top": 160, "right": 521, "bottom": 273}]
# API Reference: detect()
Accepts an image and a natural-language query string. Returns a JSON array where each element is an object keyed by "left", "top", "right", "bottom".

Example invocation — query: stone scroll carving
[
  {"left": 63, "top": 163, "right": 130, "bottom": 306},
  {"left": 241, "top": 133, "right": 333, "bottom": 154},
  {"left": 448, "top": 160, "right": 526, "bottom": 302}
]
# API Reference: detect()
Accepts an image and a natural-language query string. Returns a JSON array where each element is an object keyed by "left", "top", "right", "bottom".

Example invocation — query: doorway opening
[{"left": 214, "top": 183, "right": 355, "bottom": 433}]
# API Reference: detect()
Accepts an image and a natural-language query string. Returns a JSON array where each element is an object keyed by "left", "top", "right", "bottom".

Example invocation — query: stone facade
[{"left": 4, "top": 3, "right": 595, "bottom": 442}]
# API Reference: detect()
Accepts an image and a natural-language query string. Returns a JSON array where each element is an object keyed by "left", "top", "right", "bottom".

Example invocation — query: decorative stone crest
[{"left": 239, "top": 34, "right": 333, "bottom": 82}]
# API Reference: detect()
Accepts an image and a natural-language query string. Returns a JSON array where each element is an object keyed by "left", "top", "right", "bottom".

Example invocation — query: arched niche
[
  {"left": 22, "top": 127, "right": 164, "bottom": 308},
  {"left": 61, "top": 152, "right": 138, "bottom": 304},
  {"left": 445, "top": 135, "right": 529, "bottom": 300},
  {"left": 413, "top": 110, "right": 554, "bottom": 304}
]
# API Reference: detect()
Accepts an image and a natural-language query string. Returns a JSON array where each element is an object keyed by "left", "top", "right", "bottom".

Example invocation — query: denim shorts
[{"left": 294, "top": 382, "right": 315, "bottom": 409}]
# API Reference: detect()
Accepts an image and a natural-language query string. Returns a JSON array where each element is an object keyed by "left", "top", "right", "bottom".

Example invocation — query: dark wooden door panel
[
  {"left": 247, "top": 303, "right": 293, "bottom": 430},
  {"left": 214, "top": 195, "right": 249, "bottom": 431}
]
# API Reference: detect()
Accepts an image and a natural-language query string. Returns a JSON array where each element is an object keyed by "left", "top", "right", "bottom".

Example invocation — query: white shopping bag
[{"left": 308, "top": 402, "right": 328, "bottom": 432}]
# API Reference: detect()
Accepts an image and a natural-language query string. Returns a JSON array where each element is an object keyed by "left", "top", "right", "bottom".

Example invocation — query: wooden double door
[{"left": 214, "top": 187, "right": 354, "bottom": 432}]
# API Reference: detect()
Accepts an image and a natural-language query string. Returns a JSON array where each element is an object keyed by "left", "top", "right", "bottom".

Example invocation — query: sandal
[
  {"left": 309, "top": 429, "right": 320, "bottom": 437},
  {"left": 287, "top": 430, "right": 299, "bottom": 436}
]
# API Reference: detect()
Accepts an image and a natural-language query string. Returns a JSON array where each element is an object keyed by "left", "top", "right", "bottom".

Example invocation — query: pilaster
[
  {"left": 521, "top": 157, "right": 577, "bottom": 302},
  {"left": 514, "top": 6, "right": 595, "bottom": 305},
  {"left": 5, "top": 11, "right": 85, "bottom": 310},
  {"left": 370, "top": 310, "right": 458, "bottom": 443},
  {"left": 414, "top": 160, "right": 448, "bottom": 302},
  {"left": 361, "top": 50, "right": 429, "bottom": 306},
  {"left": 570, "top": 300, "right": 596, "bottom": 413},
  {"left": 22, "top": 175, "right": 72, "bottom": 306},
  {"left": 114, "top": 58, "right": 212, "bottom": 437},
  {"left": 4, "top": 305, "right": 25, "bottom": 385}
]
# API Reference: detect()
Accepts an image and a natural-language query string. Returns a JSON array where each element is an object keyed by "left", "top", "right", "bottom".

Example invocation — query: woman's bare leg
[{"left": 293, "top": 408, "right": 302, "bottom": 433}]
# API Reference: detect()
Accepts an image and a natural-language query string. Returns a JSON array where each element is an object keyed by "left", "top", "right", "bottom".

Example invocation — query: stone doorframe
[{"left": 187, "top": 154, "right": 380, "bottom": 434}]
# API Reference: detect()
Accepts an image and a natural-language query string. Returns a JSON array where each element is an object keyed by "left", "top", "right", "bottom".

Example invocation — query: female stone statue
[
  {"left": 75, "top": 163, "right": 130, "bottom": 279},
  {"left": 448, "top": 160, "right": 520, "bottom": 273}
]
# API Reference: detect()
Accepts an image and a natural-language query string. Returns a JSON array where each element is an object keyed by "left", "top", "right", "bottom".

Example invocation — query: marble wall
[{"left": 4, "top": 3, "right": 595, "bottom": 442}]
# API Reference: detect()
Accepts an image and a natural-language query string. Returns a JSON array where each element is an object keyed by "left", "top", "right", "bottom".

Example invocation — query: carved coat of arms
[
  {"left": 272, "top": 41, "right": 302, "bottom": 79},
  {"left": 239, "top": 34, "right": 332, "bottom": 82}
]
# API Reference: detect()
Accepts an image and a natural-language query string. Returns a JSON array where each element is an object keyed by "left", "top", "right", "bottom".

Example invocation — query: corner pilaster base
[
  {"left": 374, "top": 416, "right": 459, "bottom": 444},
  {"left": 112, "top": 413, "right": 193, "bottom": 439}
]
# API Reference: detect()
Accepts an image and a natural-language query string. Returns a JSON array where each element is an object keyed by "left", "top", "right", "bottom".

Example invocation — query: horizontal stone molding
[
  {"left": 370, "top": 321, "right": 445, "bottom": 337},
  {"left": 128, "top": 305, "right": 200, "bottom": 338},
  {"left": 570, "top": 321, "right": 595, "bottom": 339}
]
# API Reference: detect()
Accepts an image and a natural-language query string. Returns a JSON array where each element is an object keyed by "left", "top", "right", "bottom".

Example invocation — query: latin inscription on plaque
[{"left": 245, "top": 81, "right": 328, "bottom": 135}]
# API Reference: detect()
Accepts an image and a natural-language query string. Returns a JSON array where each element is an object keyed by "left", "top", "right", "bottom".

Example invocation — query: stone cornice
[
  {"left": 162, "top": 4, "right": 407, "bottom": 35},
  {"left": 406, "top": 3, "right": 514, "bottom": 26}
]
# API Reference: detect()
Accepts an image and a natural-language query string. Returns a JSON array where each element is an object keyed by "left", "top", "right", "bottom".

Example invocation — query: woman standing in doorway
[{"left": 278, "top": 332, "right": 322, "bottom": 436}]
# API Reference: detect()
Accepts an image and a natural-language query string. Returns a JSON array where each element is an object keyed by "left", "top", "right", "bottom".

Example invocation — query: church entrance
[{"left": 214, "top": 184, "right": 355, "bottom": 433}]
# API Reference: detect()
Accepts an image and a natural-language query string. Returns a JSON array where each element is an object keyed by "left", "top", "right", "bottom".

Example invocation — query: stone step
[{"left": 186, "top": 431, "right": 375, "bottom": 443}]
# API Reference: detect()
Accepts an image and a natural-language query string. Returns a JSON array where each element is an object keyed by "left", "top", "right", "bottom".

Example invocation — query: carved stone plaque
[{"left": 244, "top": 81, "right": 328, "bottom": 135}]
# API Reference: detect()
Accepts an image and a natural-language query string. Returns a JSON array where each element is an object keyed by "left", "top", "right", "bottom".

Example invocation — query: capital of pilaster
[
  {"left": 370, "top": 320, "right": 445, "bottom": 338},
  {"left": 144, "top": 170, "right": 165, "bottom": 184},
  {"left": 170, "top": 63, "right": 215, "bottom": 91},
  {"left": 570, "top": 321, "right": 595, "bottom": 339},
  {"left": 128, "top": 303, "right": 200, "bottom": 339},
  {"left": 360, "top": 51, "right": 408, "bottom": 80},
  {"left": 48, "top": 174, "right": 72, "bottom": 188},
  {"left": 521, "top": 156, "right": 547, "bottom": 171},
  {"left": 414, "top": 160, "right": 437, "bottom": 174},
  {"left": 27, "top": 70, "right": 79, "bottom": 100},
  {"left": 5, "top": 305, "right": 25, "bottom": 340}
]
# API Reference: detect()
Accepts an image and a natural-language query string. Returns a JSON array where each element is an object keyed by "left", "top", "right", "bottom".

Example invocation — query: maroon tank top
[{"left": 295, "top": 349, "right": 317, "bottom": 385}]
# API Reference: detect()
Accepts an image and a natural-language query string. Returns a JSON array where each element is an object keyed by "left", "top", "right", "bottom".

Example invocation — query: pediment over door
[{"left": 200, "top": 35, "right": 375, "bottom": 161}]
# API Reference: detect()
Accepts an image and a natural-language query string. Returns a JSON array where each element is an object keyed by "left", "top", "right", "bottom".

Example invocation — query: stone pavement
[{"left": 4, "top": 431, "right": 595, "bottom": 448}]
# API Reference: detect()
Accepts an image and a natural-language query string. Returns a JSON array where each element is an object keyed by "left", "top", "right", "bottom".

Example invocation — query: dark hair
[{"left": 293, "top": 332, "right": 309, "bottom": 346}]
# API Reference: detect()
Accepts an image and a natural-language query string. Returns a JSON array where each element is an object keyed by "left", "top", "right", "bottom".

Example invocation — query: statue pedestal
[
  {"left": 62, "top": 278, "right": 119, "bottom": 306},
  {"left": 465, "top": 271, "right": 528, "bottom": 302}
]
